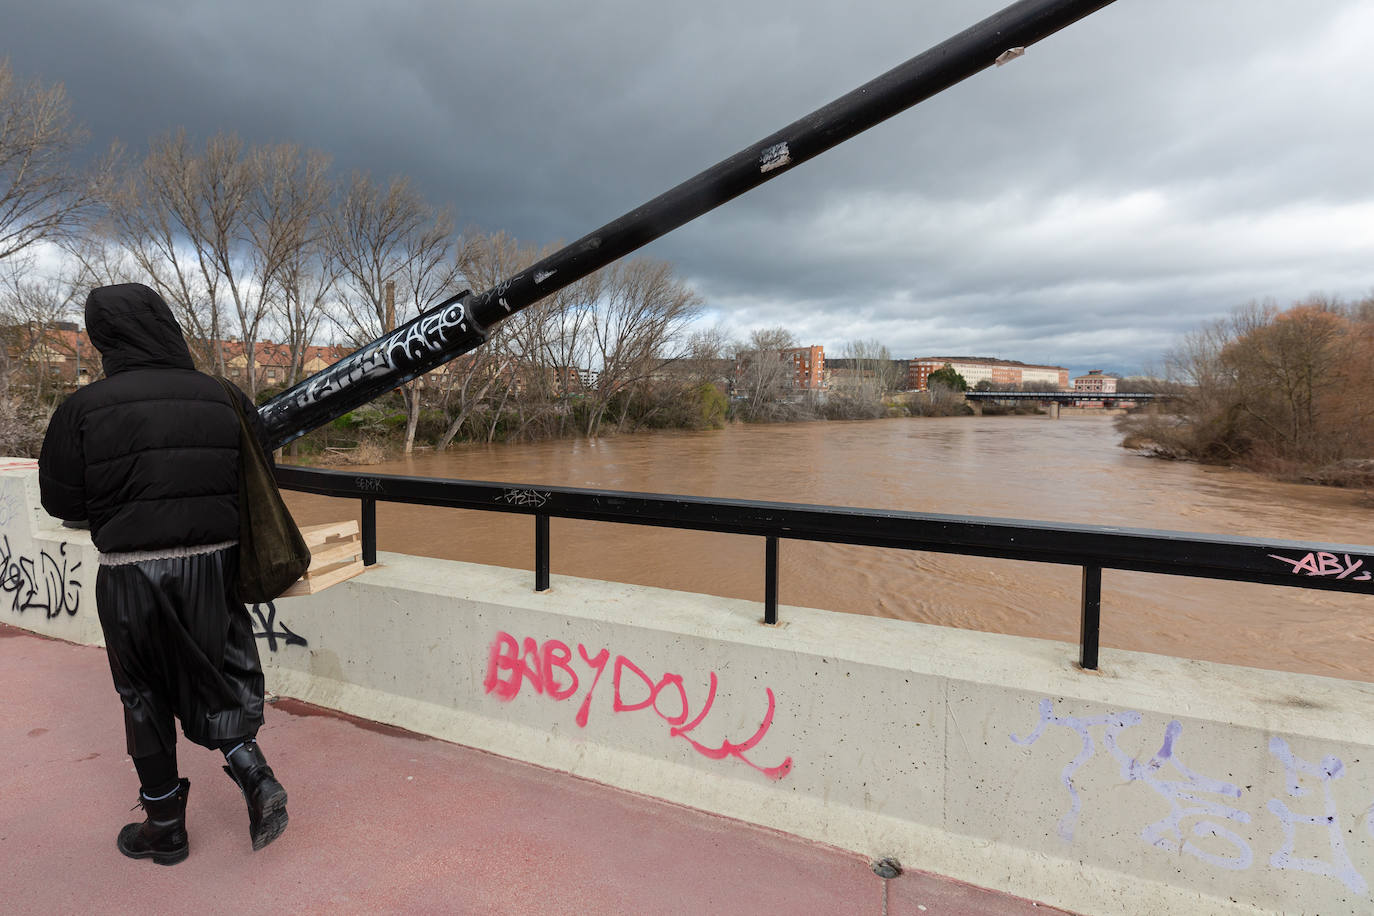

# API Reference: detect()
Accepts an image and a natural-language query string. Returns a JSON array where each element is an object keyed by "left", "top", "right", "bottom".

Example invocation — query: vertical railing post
[
  {"left": 1080, "top": 565, "right": 1101, "bottom": 670},
  {"left": 764, "top": 536, "right": 779, "bottom": 625},
  {"left": 535, "top": 514, "right": 550, "bottom": 591},
  {"left": 360, "top": 497, "right": 377, "bottom": 566}
]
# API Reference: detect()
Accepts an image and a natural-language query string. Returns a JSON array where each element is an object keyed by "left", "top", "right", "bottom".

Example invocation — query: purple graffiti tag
[
  {"left": 1105, "top": 719, "right": 1252, "bottom": 870},
  {"left": 1266, "top": 737, "right": 1368, "bottom": 894},
  {"left": 1010, "top": 698, "right": 1143, "bottom": 841}
]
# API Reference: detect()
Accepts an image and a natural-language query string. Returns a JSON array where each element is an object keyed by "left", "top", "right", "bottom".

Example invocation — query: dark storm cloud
[{"left": 6, "top": 0, "right": 1372, "bottom": 375}]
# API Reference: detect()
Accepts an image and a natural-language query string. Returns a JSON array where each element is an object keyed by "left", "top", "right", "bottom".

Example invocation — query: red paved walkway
[{"left": 2, "top": 623, "right": 1072, "bottom": 915}]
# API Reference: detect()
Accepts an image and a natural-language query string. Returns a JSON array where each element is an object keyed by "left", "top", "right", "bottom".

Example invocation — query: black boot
[
  {"left": 116, "top": 778, "right": 190, "bottom": 866},
  {"left": 223, "top": 741, "right": 288, "bottom": 850}
]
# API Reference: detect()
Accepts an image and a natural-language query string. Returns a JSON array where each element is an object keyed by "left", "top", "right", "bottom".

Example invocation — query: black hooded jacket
[{"left": 38, "top": 283, "right": 265, "bottom": 554}]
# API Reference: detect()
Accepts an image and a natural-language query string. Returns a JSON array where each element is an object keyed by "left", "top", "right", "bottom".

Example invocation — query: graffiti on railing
[
  {"left": 251, "top": 601, "right": 308, "bottom": 652},
  {"left": 1012, "top": 698, "right": 1372, "bottom": 894},
  {"left": 483, "top": 632, "right": 793, "bottom": 780},
  {"left": 1268, "top": 551, "right": 1371, "bottom": 582},
  {"left": 495, "top": 488, "right": 551, "bottom": 508},
  {"left": 1, "top": 537, "right": 81, "bottom": 618}
]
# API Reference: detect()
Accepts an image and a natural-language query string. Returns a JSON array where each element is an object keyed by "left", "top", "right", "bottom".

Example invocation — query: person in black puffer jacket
[{"left": 39, "top": 283, "right": 289, "bottom": 865}]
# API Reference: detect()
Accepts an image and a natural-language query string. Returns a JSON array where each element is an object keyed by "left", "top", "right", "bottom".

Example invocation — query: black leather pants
[{"left": 95, "top": 547, "right": 265, "bottom": 759}]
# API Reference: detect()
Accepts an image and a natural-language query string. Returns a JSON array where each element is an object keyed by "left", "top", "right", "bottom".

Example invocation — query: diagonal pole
[{"left": 260, "top": 0, "right": 1122, "bottom": 448}]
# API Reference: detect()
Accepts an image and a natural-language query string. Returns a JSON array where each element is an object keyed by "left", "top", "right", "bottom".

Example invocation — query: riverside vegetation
[{"left": 1117, "top": 296, "right": 1374, "bottom": 490}]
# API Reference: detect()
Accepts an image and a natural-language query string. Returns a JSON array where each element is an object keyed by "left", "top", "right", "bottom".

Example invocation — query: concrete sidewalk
[{"left": 1, "top": 623, "right": 1072, "bottom": 915}]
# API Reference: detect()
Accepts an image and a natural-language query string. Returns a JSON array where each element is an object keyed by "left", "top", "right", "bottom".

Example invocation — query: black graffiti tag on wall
[
  {"left": 0, "top": 537, "right": 81, "bottom": 618},
  {"left": 251, "top": 600, "right": 308, "bottom": 652}
]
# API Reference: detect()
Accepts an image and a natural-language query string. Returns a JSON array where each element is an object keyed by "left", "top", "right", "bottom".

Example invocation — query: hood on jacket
[{"left": 85, "top": 283, "right": 195, "bottom": 375}]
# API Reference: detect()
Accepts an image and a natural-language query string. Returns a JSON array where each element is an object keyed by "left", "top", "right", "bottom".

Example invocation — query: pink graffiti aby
[
  {"left": 483, "top": 632, "right": 793, "bottom": 780},
  {"left": 1269, "top": 551, "right": 1371, "bottom": 581}
]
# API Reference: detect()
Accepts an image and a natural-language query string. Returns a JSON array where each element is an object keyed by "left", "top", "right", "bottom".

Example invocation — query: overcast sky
[{"left": 6, "top": 0, "right": 1373, "bottom": 376}]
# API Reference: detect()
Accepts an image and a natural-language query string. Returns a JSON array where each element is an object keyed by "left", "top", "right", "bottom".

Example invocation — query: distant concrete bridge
[{"left": 963, "top": 390, "right": 1171, "bottom": 417}]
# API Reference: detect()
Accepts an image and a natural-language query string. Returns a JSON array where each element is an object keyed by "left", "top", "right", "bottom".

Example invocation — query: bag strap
[{"left": 215, "top": 376, "right": 271, "bottom": 465}]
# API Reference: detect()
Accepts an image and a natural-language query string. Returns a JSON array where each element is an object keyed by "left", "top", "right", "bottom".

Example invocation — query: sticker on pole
[{"left": 760, "top": 142, "right": 791, "bottom": 173}]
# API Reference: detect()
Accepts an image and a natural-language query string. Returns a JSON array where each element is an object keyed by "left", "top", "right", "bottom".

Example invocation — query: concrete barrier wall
[{"left": 6, "top": 463, "right": 1374, "bottom": 916}]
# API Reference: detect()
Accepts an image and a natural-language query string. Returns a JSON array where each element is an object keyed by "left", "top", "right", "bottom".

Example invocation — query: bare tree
[
  {"left": 581, "top": 258, "right": 700, "bottom": 436},
  {"left": 0, "top": 265, "right": 82, "bottom": 403},
  {"left": 194, "top": 133, "right": 270, "bottom": 395},
  {"left": 257, "top": 145, "right": 334, "bottom": 388},
  {"left": 435, "top": 230, "right": 535, "bottom": 446},
  {"left": 0, "top": 60, "right": 103, "bottom": 267},
  {"left": 821, "top": 338, "right": 895, "bottom": 419},
  {"left": 109, "top": 132, "right": 331, "bottom": 393},
  {"left": 395, "top": 209, "right": 459, "bottom": 451},
  {"left": 108, "top": 131, "right": 230, "bottom": 372},
  {"left": 679, "top": 324, "right": 734, "bottom": 387},
  {"left": 839, "top": 338, "right": 897, "bottom": 395},
  {"left": 326, "top": 172, "right": 457, "bottom": 453},
  {"left": 62, "top": 223, "right": 140, "bottom": 291},
  {"left": 735, "top": 326, "right": 797, "bottom": 416},
  {"left": 498, "top": 255, "right": 599, "bottom": 441}
]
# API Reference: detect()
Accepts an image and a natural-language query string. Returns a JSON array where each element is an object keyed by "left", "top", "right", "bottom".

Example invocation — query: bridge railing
[{"left": 275, "top": 465, "right": 1373, "bottom": 671}]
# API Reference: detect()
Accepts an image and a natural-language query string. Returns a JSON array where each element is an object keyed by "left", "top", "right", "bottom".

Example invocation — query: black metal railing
[{"left": 276, "top": 465, "right": 1374, "bottom": 671}]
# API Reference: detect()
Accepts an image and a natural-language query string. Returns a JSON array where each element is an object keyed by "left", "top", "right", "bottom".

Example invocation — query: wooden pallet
[{"left": 278, "top": 520, "right": 366, "bottom": 596}]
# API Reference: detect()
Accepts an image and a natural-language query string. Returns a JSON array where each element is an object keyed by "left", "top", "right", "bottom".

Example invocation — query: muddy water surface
[{"left": 283, "top": 416, "right": 1374, "bottom": 682}]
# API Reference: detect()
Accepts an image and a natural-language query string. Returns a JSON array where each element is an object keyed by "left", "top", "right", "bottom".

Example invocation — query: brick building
[
  {"left": 1, "top": 322, "right": 100, "bottom": 386},
  {"left": 907, "top": 357, "right": 1068, "bottom": 391},
  {"left": 784, "top": 345, "right": 825, "bottom": 390}
]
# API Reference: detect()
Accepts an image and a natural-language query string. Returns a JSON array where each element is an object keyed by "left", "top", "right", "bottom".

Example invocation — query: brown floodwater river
[{"left": 282, "top": 416, "right": 1374, "bottom": 682}]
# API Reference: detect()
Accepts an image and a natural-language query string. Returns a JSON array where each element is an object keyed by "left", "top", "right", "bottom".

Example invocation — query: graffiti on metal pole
[
  {"left": 259, "top": 295, "right": 484, "bottom": 440},
  {"left": 484, "top": 631, "right": 793, "bottom": 780},
  {"left": 0, "top": 537, "right": 82, "bottom": 618},
  {"left": 1012, "top": 699, "right": 1373, "bottom": 894}
]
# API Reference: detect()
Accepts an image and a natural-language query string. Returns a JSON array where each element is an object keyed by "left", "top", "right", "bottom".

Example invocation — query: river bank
[
  {"left": 288, "top": 392, "right": 1042, "bottom": 469},
  {"left": 1120, "top": 428, "right": 1374, "bottom": 493}
]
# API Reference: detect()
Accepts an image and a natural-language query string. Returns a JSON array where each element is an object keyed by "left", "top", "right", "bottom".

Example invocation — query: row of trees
[
  {"left": 1120, "top": 296, "right": 1374, "bottom": 481},
  {"left": 1, "top": 61, "right": 913, "bottom": 458}
]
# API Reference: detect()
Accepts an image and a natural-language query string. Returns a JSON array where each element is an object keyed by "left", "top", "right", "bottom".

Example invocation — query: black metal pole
[
  {"left": 361, "top": 497, "right": 377, "bottom": 566},
  {"left": 258, "top": 0, "right": 1119, "bottom": 448},
  {"left": 764, "top": 536, "right": 780, "bottom": 625},
  {"left": 535, "top": 514, "right": 550, "bottom": 591},
  {"left": 1080, "top": 564, "right": 1101, "bottom": 669}
]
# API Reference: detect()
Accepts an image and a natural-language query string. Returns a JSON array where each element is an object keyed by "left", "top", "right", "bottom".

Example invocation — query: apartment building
[
  {"left": 907, "top": 357, "right": 1069, "bottom": 391},
  {"left": 785, "top": 345, "right": 825, "bottom": 390},
  {"left": 1072, "top": 369, "right": 1118, "bottom": 394}
]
